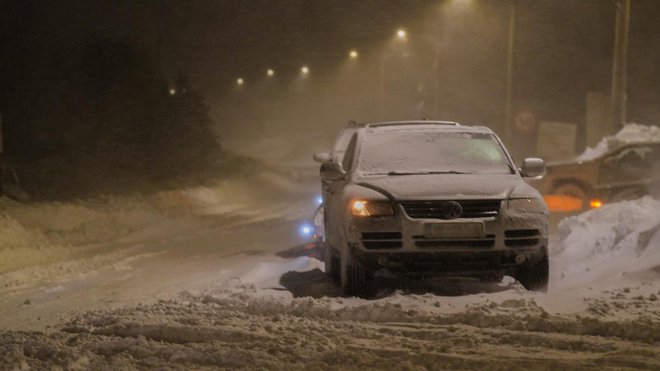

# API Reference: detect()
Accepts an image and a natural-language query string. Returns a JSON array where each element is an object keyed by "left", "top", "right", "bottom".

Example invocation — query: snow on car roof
[{"left": 577, "top": 123, "right": 660, "bottom": 161}]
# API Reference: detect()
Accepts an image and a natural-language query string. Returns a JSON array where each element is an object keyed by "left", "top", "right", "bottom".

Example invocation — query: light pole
[
  {"left": 433, "top": 42, "right": 440, "bottom": 117},
  {"left": 611, "top": 0, "right": 631, "bottom": 130},
  {"left": 380, "top": 29, "right": 408, "bottom": 119},
  {"left": 504, "top": 0, "right": 516, "bottom": 146}
]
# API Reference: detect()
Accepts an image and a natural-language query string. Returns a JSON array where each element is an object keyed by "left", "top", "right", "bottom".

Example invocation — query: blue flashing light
[{"left": 300, "top": 224, "right": 313, "bottom": 236}]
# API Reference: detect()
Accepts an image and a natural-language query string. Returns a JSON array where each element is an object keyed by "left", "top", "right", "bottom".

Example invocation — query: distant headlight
[
  {"left": 299, "top": 223, "right": 314, "bottom": 236},
  {"left": 350, "top": 200, "right": 394, "bottom": 217},
  {"left": 508, "top": 198, "right": 544, "bottom": 212}
]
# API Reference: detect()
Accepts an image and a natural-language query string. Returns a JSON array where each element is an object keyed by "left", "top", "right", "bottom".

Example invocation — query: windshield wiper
[{"left": 386, "top": 170, "right": 472, "bottom": 176}]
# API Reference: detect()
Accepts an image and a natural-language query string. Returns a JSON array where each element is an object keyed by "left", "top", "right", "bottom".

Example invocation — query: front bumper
[{"left": 347, "top": 203, "right": 548, "bottom": 277}]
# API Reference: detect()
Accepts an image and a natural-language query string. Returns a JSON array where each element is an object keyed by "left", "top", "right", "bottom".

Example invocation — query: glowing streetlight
[
  {"left": 452, "top": 0, "right": 473, "bottom": 7},
  {"left": 396, "top": 29, "right": 407, "bottom": 40},
  {"left": 301, "top": 65, "right": 310, "bottom": 75},
  {"left": 349, "top": 49, "right": 359, "bottom": 59},
  {"left": 168, "top": 88, "right": 176, "bottom": 96},
  {"left": 267, "top": 69, "right": 275, "bottom": 77},
  {"left": 236, "top": 78, "right": 244, "bottom": 86}
]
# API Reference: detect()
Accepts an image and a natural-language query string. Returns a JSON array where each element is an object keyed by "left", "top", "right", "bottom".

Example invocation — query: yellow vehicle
[{"left": 530, "top": 141, "right": 660, "bottom": 212}]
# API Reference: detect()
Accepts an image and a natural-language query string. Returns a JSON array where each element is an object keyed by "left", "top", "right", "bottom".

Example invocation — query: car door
[{"left": 599, "top": 143, "right": 660, "bottom": 191}]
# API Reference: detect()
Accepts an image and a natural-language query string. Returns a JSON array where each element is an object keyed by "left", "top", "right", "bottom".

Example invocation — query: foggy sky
[{"left": 3, "top": 0, "right": 660, "bottom": 152}]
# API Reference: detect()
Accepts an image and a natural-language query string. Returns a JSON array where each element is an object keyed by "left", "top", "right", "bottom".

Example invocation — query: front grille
[
  {"left": 414, "top": 234, "right": 496, "bottom": 249},
  {"left": 401, "top": 200, "right": 501, "bottom": 219},
  {"left": 505, "top": 229, "right": 540, "bottom": 247},
  {"left": 361, "top": 231, "right": 402, "bottom": 250}
]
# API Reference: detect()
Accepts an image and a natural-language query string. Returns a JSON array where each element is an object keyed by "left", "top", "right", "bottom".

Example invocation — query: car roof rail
[{"left": 364, "top": 120, "right": 461, "bottom": 128}]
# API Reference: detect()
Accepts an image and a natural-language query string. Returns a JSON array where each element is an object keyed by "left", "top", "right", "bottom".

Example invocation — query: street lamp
[
  {"left": 236, "top": 77, "right": 244, "bottom": 86},
  {"left": 349, "top": 49, "right": 359, "bottom": 59},
  {"left": 301, "top": 65, "right": 310, "bottom": 75},
  {"left": 267, "top": 69, "right": 275, "bottom": 77},
  {"left": 396, "top": 29, "right": 407, "bottom": 40}
]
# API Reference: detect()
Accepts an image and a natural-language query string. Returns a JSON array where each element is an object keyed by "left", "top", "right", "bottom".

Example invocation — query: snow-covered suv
[{"left": 319, "top": 122, "right": 549, "bottom": 296}]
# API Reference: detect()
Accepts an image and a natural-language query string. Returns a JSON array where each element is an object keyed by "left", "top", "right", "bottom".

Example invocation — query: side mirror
[
  {"left": 320, "top": 162, "right": 346, "bottom": 181},
  {"left": 313, "top": 152, "right": 332, "bottom": 163},
  {"left": 520, "top": 157, "right": 545, "bottom": 178}
]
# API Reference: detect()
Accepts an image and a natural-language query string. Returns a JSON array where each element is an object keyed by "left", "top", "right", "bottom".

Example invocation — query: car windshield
[{"left": 357, "top": 130, "right": 513, "bottom": 175}]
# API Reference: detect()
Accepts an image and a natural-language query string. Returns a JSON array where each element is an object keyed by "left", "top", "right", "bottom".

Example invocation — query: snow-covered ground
[{"left": 1, "top": 164, "right": 659, "bottom": 369}]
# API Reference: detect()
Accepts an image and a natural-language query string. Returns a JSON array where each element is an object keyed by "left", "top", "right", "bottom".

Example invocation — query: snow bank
[
  {"left": 577, "top": 123, "right": 660, "bottom": 161},
  {"left": 553, "top": 197, "right": 660, "bottom": 288},
  {"left": 0, "top": 213, "right": 49, "bottom": 251},
  {"left": 0, "top": 167, "right": 317, "bottom": 275}
]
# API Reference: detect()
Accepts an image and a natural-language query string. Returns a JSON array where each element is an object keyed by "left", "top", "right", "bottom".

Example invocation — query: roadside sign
[{"left": 514, "top": 110, "right": 538, "bottom": 135}]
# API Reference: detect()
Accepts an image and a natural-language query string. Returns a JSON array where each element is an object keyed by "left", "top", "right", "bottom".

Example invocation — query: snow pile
[
  {"left": 553, "top": 197, "right": 660, "bottom": 288},
  {"left": 0, "top": 166, "right": 317, "bottom": 276},
  {"left": 577, "top": 123, "right": 660, "bottom": 161},
  {"left": 0, "top": 213, "right": 49, "bottom": 251}
]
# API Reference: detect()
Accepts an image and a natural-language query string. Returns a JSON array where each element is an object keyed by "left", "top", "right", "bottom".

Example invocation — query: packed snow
[{"left": 1, "top": 165, "right": 659, "bottom": 369}]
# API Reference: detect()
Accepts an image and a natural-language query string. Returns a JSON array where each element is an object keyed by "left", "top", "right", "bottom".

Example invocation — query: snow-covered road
[{"left": 1, "top": 165, "right": 659, "bottom": 369}]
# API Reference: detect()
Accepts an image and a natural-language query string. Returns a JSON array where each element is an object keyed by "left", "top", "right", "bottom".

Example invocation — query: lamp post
[
  {"left": 611, "top": 0, "right": 631, "bottom": 130},
  {"left": 380, "top": 29, "right": 408, "bottom": 119},
  {"left": 433, "top": 42, "right": 440, "bottom": 117},
  {"left": 504, "top": 0, "right": 516, "bottom": 146}
]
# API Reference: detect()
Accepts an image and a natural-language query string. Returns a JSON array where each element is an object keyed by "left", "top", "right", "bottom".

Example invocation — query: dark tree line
[{"left": 0, "top": 37, "right": 221, "bottom": 199}]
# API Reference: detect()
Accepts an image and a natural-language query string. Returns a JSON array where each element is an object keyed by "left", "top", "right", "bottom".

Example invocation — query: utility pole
[
  {"left": 379, "top": 61, "right": 385, "bottom": 120},
  {"left": 504, "top": 0, "right": 516, "bottom": 145},
  {"left": 433, "top": 42, "right": 440, "bottom": 118},
  {"left": 611, "top": 0, "right": 631, "bottom": 130}
]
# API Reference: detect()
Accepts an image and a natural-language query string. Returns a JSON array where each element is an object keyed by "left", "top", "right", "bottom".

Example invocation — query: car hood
[{"left": 355, "top": 173, "right": 537, "bottom": 200}]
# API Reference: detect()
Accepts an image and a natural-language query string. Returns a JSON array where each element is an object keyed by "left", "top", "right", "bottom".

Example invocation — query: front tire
[
  {"left": 517, "top": 257, "right": 549, "bottom": 292},
  {"left": 340, "top": 250, "right": 373, "bottom": 298},
  {"left": 324, "top": 244, "right": 340, "bottom": 284}
]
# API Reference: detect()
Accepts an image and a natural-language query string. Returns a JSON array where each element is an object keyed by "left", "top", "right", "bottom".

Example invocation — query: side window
[
  {"left": 342, "top": 134, "right": 358, "bottom": 172},
  {"left": 613, "top": 146, "right": 653, "bottom": 170}
]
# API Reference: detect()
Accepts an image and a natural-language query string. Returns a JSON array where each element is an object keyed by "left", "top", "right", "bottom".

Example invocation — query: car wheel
[
  {"left": 552, "top": 182, "right": 589, "bottom": 210},
  {"left": 517, "top": 257, "right": 549, "bottom": 292},
  {"left": 324, "top": 244, "right": 340, "bottom": 284},
  {"left": 340, "top": 250, "right": 373, "bottom": 298}
]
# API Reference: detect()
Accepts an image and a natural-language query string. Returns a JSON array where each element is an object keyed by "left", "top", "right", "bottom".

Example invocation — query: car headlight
[
  {"left": 350, "top": 200, "right": 394, "bottom": 217},
  {"left": 508, "top": 198, "right": 544, "bottom": 212}
]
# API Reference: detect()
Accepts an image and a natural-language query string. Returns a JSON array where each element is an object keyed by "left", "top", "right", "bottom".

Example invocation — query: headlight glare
[{"left": 351, "top": 200, "right": 394, "bottom": 217}]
